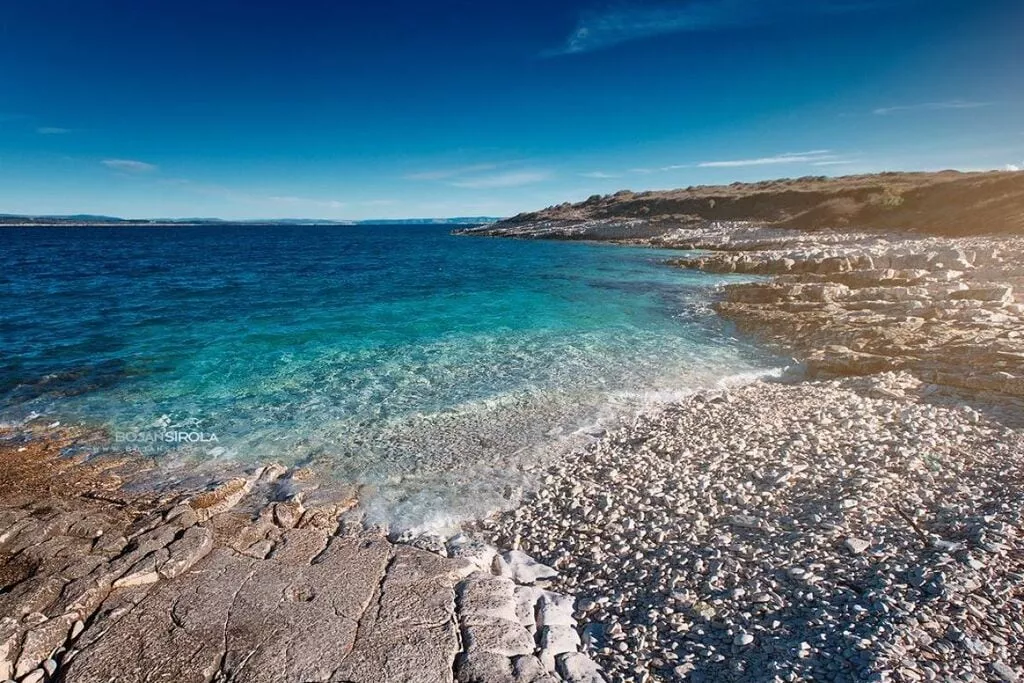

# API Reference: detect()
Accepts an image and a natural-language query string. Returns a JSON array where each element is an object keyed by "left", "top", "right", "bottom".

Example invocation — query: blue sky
[{"left": 1, "top": 0, "right": 1021, "bottom": 219}]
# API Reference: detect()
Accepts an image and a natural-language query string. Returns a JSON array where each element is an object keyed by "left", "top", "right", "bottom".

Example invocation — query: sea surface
[{"left": 1, "top": 224, "right": 779, "bottom": 529}]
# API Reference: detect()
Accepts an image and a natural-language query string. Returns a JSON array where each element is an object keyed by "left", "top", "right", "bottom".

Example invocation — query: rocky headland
[
  {"left": 457, "top": 170, "right": 1024, "bottom": 402},
  {"left": 458, "top": 171, "right": 1024, "bottom": 239}
]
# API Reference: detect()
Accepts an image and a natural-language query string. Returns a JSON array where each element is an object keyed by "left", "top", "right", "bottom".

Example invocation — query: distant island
[{"left": 0, "top": 214, "right": 501, "bottom": 227}]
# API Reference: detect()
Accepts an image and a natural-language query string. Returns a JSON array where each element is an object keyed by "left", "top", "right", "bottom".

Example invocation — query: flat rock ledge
[
  {"left": 665, "top": 228, "right": 1024, "bottom": 398},
  {"left": 0, "top": 428, "right": 603, "bottom": 683}
]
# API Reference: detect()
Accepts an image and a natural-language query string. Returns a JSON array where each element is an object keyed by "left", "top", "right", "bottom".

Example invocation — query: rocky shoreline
[
  {"left": 4, "top": 195, "right": 1024, "bottom": 682},
  {"left": 0, "top": 427, "right": 601, "bottom": 683},
  {"left": 459, "top": 215, "right": 1024, "bottom": 402},
  {"left": 457, "top": 204, "right": 1024, "bottom": 682},
  {"left": 665, "top": 227, "right": 1024, "bottom": 400},
  {"left": 474, "top": 373, "right": 1024, "bottom": 682}
]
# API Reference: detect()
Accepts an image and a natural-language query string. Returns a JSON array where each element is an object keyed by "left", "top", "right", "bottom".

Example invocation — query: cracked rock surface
[
  {"left": 0, "top": 429, "right": 470, "bottom": 683},
  {"left": 0, "top": 426, "right": 602, "bottom": 683}
]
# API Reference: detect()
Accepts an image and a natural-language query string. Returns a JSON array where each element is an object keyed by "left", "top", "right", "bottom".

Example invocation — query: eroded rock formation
[{"left": 0, "top": 428, "right": 602, "bottom": 683}]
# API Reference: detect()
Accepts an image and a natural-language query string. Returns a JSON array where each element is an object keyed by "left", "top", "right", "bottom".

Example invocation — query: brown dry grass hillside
[{"left": 499, "top": 171, "right": 1024, "bottom": 236}]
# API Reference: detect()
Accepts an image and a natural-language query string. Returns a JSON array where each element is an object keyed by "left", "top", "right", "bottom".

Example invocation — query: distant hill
[
  {"left": 463, "top": 170, "right": 1024, "bottom": 238},
  {"left": 0, "top": 213, "right": 133, "bottom": 224},
  {"left": 357, "top": 217, "right": 501, "bottom": 225},
  {"left": 0, "top": 214, "right": 501, "bottom": 227}
]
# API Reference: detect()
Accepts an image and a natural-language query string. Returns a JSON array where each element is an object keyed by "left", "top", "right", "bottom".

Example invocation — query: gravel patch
[{"left": 474, "top": 373, "right": 1024, "bottom": 682}]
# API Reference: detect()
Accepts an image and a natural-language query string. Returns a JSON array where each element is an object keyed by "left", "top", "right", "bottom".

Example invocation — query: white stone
[
  {"left": 844, "top": 537, "right": 870, "bottom": 555},
  {"left": 493, "top": 550, "right": 558, "bottom": 584}
]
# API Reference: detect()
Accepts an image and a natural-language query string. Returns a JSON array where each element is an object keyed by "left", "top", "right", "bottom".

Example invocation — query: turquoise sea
[{"left": 1, "top": 225, "right": 778, "bottom": 529}]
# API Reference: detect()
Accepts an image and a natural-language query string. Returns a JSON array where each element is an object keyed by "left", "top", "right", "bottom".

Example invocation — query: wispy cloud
[
  {"left": 873, "top": 100, "right": 992, "bottom": 116},
  {"left": 405, "top": 163, "right": 499, "bottom": 181},
  {"left": 161, "top": 178, "right": 351, "bottom": 213},
  {"left": 406, "top": 161, "right": 551, "bottom": 189},
  {"left": 102, "top": 158, "right": 157, "bottom": 173},
  {"left": 268, "top": 195, "right": 346, "bottom": 209},
  {"left": 548, "top": 0, "right": 901, "bottom": 55},
  {"left": 37, "top": 126, "right": 70, "bottom": 135},
  {"left": 579, "top": 151, "right": 851, "bottom": 177},
  {"left": 698, "top": 150, "right": 834, "bottom": 168},
  {"left": 1008, "top": 164, "right": 1022, "bottom": 172},
  {"left": 450, "top": 170, "right": 551, "bottom": 189}
]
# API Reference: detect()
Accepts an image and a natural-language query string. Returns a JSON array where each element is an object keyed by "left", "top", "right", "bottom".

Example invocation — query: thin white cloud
[
  {"left": 450, "top": 170, "right": 551, "bottom": 189},
  {"left": 698, "top": 150, "right": 835, "bottom": 168},
  {"left": 102, "top": 158, "right": 157, "bottom": 173},
  {"left": 162, "top": 179, "right": 350, "bottom": 213},
  {"left": 873, "top": 100, "right": 992, "bottom": 116},
  {"left": 550, "top": 1, "right": 750, "bottom": 55},
  {"left": 548, "top": 0, "right": 899, "bottom": 55},
  {"left": 580, "top": 171, "right": 621, "bottom": 179},
  {"left": 37, "top": 126, "right": 70, "bottom": 135},
  {"left": 1007, "top": 164, "right": 1022, "bottom": 172},
  {"left": 268, "top": 195, "right": 346, "bottom": 209},
  {"left": 406, "top": 163, "right": 499, "bottom": 181},
  {"left": 812, "top": 159, "right": 856, "bottom": 166}
]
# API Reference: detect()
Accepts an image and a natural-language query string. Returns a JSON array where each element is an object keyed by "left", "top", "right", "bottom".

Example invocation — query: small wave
[{"left": 1, "top": 226, "right": 786, "bottom": 532}]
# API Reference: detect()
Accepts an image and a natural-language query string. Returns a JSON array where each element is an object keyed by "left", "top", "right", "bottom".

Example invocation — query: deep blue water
[{"left": 1, "top": 224, "right": 777, "bottom": 528}]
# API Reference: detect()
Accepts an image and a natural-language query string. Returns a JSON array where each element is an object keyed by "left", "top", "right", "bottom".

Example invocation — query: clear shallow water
[{"left": 1, "top": 225, "right": 778, "bottom": 529}]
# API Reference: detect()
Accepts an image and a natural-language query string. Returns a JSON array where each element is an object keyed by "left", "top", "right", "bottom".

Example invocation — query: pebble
[
  {"left": 992, "top": 661, "right": 1020, "bottom": 683},
  {"left": 473, "top": 374, "right": 1024, "bottom": 681},
  {"left": 845, "top": 537, "right": 871, "bottom": 555}
]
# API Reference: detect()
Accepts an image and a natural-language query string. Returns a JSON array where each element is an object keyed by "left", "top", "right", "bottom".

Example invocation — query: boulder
[
  {"left": 493, "top": 551, "right": 558, "bottom": 585},
  {"left": 806, "top": 346, "right": 899, "bottom": 377},
  {"left": 557, "top": 653, "right": 605, "bottom": 683},
  {"left": 950, "top": 285, "right": 1013, "bottom": 305}
]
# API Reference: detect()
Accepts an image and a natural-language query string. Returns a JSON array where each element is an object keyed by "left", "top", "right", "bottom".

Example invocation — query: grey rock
[
  {"left": 844, "top": 537, "right": 871, "bottom": 555},
  {"left": 556, "top": 652, "right": 605, "bottom": 683},
  {"left": 734, "top": 633, "right": 754, "bottom": 647},
  {"left": 992, "top": 661, "right": 1020, "bottom": 683},
  {"left": 64, "top": 534, "right": 466, "bottom": 683},
  {"left": 454, "top": 652, "right": 515, "bottom": 683},
  {"left": 331, "top": 545, "right": 463, "bottom": 682},
  {"left": 158, "top": 525, "right": 214, "bottom": 579},
  {"left": 462, "top": 617, "right": 536, "bottom": 658},
  {"left": 726, "top": 514, "right": 761, "bottom": 529},
  {"left": 539, "top": 625, "right": 582, "bottom": 670},
  {"left": 459, "top": 574, "right": 520, "bottom": 623},
  {"left": 512, "top": 655, "right": 559, "bottom": 682},
  {"left": 493, "top": 550, "right": 558, "bottom": 584},
  {"left": 536, "top": 591, "right": 575, "bottom": 628}
]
